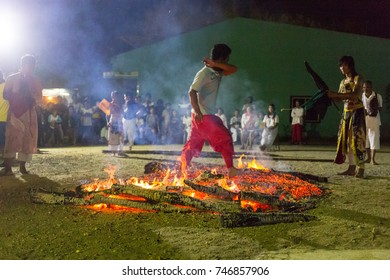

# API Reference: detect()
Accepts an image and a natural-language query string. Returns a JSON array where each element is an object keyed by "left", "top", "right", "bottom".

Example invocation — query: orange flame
[
  {"left": 241, "top": 200, "right": 275, "bottom": 212},
  {"left": 237, "top": 155, "right": 268, "bottom": 171},
  {"left": 247, "top": 159, "right": 267, "bottom": 170},
  {"left": 237, "top": 154, "right": 245, "bottom": 169},
  {"left": 217, "top": 178, "right": 240, "bottom": 193},
  {"left": 126, "top": 177, "right": 160, "bottom": 189},
  {"left": 79, "top": 156, "right": 325, "bottom": 213},
  {"left": 179, "top": 145, "right": 192, "bottom": 179},
  {"left": 182, "top": 189, "right": 208, "bottom": 200},
  {"left": 107, "top": 193, "right": 147, "bottom": 202},
  {"left": 82, "top": 164, "right": 118, "bottom": 192},
  {"left": 86, "top": 203, "right": 156, "bottom": 213}
]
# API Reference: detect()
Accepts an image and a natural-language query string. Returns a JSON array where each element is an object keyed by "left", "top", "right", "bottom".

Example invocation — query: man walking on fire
[{"left": 179, "top": 43, "right": 242, "bottom": 178}]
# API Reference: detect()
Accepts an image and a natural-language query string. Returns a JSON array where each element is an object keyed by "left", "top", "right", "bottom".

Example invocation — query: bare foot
[
  {"left": 20, "top": 167, "right": 29, "bottom": 175},
  {"left": 0, "top": 168, "right": 14, "bottom": 176},
  {"left": 355, "top": 168, "right": 365, "bottom": 178},
  {"left": 227, "top": 167, "right": 243, "bottom": 178},
  {"left": 372, "top": 161, "right": 379, "bottom": 165}
]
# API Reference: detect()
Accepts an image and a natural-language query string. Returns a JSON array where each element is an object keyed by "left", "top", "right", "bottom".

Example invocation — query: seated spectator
[
  {"left": 253, "top": 110, "right": 265, "bottom": 145},
  {"left": 215, "top": 107, "right": 228, "bottom": 128},
  {"left": 260, "top": 104, "right": 279, "bottom": 151},
  {"left": 242, "top": 96, "right": 256, "bottom": 114},
  {"left": 240, "top": 105, "right": 258, "bottom": 150},
  {"left": 229, "top": 109, "right": 241, "bottom": 144}
]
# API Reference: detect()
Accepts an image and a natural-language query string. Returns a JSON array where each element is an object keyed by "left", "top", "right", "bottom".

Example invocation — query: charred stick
[
  {"left": 220, "top": 212, "right": 317, "bottom": 228},
  {"left": 240, "top": 191, "right": 306, "bottom": 211},
  {"left": 29, "top": 188, "right": 88, "bottom": 205},
  {"left": 184, "top": 179, "right": 238, "bottom": 200},
  {"left": 91, "top": 193, "right": 195, "bottom": 213},
  {"left": 107, "top": 184, "right": 212, "bottom": 210}
]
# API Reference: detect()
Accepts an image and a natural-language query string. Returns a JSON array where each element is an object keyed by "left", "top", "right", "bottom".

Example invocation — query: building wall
[{"left": 111, "top": 18, "right": 390, "bottom": 140}]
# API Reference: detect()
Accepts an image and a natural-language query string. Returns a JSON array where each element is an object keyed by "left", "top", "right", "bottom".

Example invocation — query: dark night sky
[{"left": 1, "top": 0, "right": 389, "bottom": 92}]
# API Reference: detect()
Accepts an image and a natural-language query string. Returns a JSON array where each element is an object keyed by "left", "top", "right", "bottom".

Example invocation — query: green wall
[{"left": 111, "top": 18, "right": 390, "bottom": 140}]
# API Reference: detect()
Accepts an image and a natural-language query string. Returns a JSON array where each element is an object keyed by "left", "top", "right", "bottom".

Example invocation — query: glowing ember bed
[{"left": 30, "top": 158, "right": 330, "bottom": 228}]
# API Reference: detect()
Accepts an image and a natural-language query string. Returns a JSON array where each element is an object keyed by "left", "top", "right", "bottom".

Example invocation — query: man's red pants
[{"left": 181, "top": 114, "right": 234, "bottom": 169}]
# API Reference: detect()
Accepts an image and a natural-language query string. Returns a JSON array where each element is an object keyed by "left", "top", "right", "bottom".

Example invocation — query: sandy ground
[{"left": 0, "top": 144, "right": 389, "bottom": 260}]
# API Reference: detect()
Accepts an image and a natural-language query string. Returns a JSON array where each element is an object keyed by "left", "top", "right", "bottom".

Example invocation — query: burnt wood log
[
  {"left": 30, "top": 188, "right": 88, "bottom": 205},
  {"left": 220, "top": 212, "right": 317, "bottom": 228},
  {"left": 30, "top": 186, "right": 241, "bottom": 213},
  {"left": 239, "top": 191, "right": 315, "bottom": 212},
  {"left": 30, "top": 189, "right": 197, "bottom": 213},
  {"left": 269, "top": 169, "right": 328, "bottom": 183},
  {"left": 285, "top": 171, "right": 328, "bottom": 183},
  {"left": 108, "top": 184, "right": 212, "bottom": 211},
  {"left": 91, "top": 193, "right": 195, "bottom": 213},
  {"left": 184, "top": 179, "right": 238, "bottom": 200},
  {"left": 193, "top": 170, "right": 225, "bottom": 181},
  {"left": 144, "top": 161, "right": 171, "bottom": 174},
  {"left": 110, "top": 184, "right": 242, "bottom": 213}
]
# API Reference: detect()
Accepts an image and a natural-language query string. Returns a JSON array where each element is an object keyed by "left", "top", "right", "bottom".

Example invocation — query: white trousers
[
  {"left": 123, "top": 118, "right": 137, "bottom": 147},
  {"left": 365, "top": 116, "right": 380, "bottom": 150}
]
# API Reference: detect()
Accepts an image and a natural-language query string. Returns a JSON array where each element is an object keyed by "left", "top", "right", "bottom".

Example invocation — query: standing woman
[
  {"left": 1, "top": 54, "right": 42, "bottom": 175},
  {"left": 326, "top": 56, "right": 366, "bottom": 178}
]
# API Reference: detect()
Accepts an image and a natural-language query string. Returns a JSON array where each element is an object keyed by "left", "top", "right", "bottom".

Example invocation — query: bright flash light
[{"left": 0, "top": 8, "right": 23, "bottom": 54}]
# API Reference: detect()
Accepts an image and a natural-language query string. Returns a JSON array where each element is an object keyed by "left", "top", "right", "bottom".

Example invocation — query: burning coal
[{"left": 30, "top": 157, "right": 329, "bottom": 227}]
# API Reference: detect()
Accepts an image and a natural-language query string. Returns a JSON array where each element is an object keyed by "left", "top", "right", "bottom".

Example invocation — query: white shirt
[
  {"left": 190, "top": 66, "right": 221, "bottom": 115},
  {"left": 362, "top": 91, "right": 382, "bottom": 125},
  {"left": 230, "top": 115, "right": 241, "bottom": 128},
  {"left": 241, "top": 112, "right": 258, "bottom": 131},
  {"left": 263, "top": 114, "right": 279, "bottom": 128},
  {"left": 291, "top": 107, "right": 304, "bottom": 125},
  {"left": 215, "top": 113, "right": 228, "bottom": 128}
]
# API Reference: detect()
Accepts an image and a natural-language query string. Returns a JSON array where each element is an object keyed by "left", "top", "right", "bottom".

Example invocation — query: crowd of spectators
[
  {"left": 36, "top": 91, "right": 193, "bottom": 148},
  {"left": 36, "top": 91, "right": 276, "bottom": 151}
]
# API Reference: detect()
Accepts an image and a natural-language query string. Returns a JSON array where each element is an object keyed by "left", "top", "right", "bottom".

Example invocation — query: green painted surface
[{"left": 111, "top": 18, "right": 390, "bottom": 139}]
